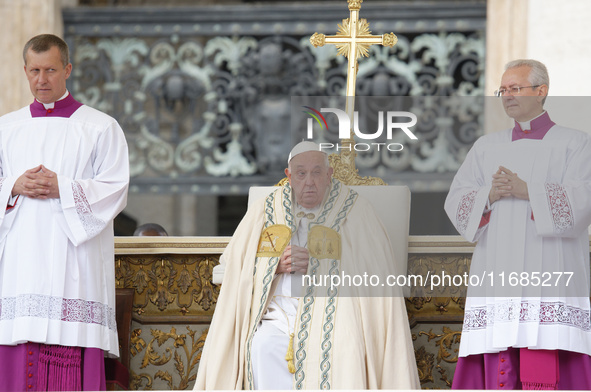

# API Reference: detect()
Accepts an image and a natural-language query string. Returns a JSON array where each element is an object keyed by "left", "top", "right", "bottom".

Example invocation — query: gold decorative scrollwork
[
  {"left": 129, "top": 371, "right": 153, "bottom": 390},
  {"left": 114, "top": 255, "right": 220, "bottom": 317},
  {"left": 408, "top": 255, "right": 470, "bottom": 297},
  {"left": 437, "top": 365, "right": 453, "bottom": 387},
  {"left": 434, "top": 297, "right": 451, "bottom": 314},
  {"left": 419, "top": 327, "right": 461, "bottom": 364},
  {"left": 328, "top": 148, "right": 387, "bottom": 186},
  {"left": 115, "top": 258, "right": 132, "bottom": 288},
  {"left": 414, "top": 346, "right": 434, "bottom": 384},
  {"left": 154, "top": 371, "right": 173, "bottom": 389},
  {"left": 406, "top": 254, "right": 470, "bottom": 324},
  {"left": 131, "top": 328, "right": 147, "bottom": 357},
  {"left": 149, "top": 259, "right": 177, "bottom": 311},
  {"left": 406, "top": 296, "right": 432, "bottom": 311},
  {"left": 191, "top": 258, "right": 218, "bottom": 312},
  {"left": 273, "top": 149, "right": 387, "bottom": 186},
  {"left": 133, "top": 326, "right": 208, "bottom": 390}
]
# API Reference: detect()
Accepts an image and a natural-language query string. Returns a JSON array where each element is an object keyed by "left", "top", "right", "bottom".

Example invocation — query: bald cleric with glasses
[{"left": 445, "top": 59, "right": 591, "bottom": 389}]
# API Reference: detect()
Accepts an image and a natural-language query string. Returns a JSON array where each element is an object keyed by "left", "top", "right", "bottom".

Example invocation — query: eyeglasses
[{"left": 494, "top": 85, "right": 541, "bottom": 97}]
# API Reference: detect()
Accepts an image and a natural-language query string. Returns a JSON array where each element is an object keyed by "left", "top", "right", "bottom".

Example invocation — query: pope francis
[{"left": 194, "top": 141, "right": 419, "bottom": 390}]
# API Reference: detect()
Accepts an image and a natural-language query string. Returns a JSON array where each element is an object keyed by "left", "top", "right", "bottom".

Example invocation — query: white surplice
[
  {"left": 445, "top": 125, "right": 591, "bottom": 357},
  {"left": 0, "top": 103, "right": 129, "bottom": 357}
]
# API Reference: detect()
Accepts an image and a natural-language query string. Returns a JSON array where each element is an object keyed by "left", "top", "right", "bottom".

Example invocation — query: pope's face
[
  {"left": 286, "top": 151, "right": 333, "bottom": 209},
  {"left": 499, "top": 65, "right": 546, "bottom": 122},
  {"left": 24, "top": 46, "right": 71, "bottom": 104}
]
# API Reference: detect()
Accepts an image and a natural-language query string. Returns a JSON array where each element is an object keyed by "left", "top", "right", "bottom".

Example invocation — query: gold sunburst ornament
[
  {"left": 334, "top": 18, "right": 352, "bottom": 57},
  {"left": 308, "top": 0, "right": 398, "bottom": 185},
  {"left": 309, "top": 0, "right": 398, "bottom": 102}
]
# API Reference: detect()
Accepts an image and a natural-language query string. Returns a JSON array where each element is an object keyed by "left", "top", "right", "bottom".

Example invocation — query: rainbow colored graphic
[{"left": 302, "top": 106, "right": 328, "bottom": 131}]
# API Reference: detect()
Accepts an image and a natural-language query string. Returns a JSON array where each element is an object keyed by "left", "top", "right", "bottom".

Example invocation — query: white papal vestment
[
  {"left": 251, "top": 202, "right": 318, "bottom": 389},
  {"left": 195, "top": 179, "right": 419, "bottom": 390}
]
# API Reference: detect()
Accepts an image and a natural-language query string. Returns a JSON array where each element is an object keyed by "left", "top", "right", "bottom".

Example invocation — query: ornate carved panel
[
  {"left": 412, "top": 324, "right": 462, "bottom": 388},
  {"left": 63, "top": 2, "right": 485, "bottom": 195},
  {"left": 129, "top": 322, "right": 208, "bottom": 390},
  {"left": 115, "top": 254, "right": 220, "bottom": 319},
  {"left": 114, "top": 236, "right": 474, "bottom": 390},
  {"left": 114, "top": 238, "right": 225, "bottom": 320},
  {"left": 113, "top": 236, "right": 591, "bottom": 389},
  {"left": 406, "top": 254, "right": 469, "bottom": 321}
]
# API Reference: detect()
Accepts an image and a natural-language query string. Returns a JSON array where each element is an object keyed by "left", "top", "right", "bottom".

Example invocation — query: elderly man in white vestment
[
  {"left": 195, "top": 141, "right": 419, "bottom": 389},
  {"left": 445, "top": 59, "right": 591, "bottom": 389},
  {"left": 0, "top": 34, "right": 129, "bottom": 391}
]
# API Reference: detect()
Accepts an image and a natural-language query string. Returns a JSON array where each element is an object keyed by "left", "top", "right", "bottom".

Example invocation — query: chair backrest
[
  {"left": 248, "top": 185, "right": 411, "bottom": 274},
  {"left": 105, "top": 287, "right": 134, "bottom": 389}
]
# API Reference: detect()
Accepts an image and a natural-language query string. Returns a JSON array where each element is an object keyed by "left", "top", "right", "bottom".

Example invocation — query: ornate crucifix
[{"left": 309, "top": 0, "right": 398, "bottom": 185}]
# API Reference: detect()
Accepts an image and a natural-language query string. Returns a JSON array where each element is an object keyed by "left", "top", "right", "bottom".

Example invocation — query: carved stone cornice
[
  {"left": 115, "top": 236, "right": 231, "bottom": 255},
  {"left": 408, "top": 235, "right": 476, "bottom": 253},
  {"left": 64, "top": 3, "right": 487, "bottom": 36}
]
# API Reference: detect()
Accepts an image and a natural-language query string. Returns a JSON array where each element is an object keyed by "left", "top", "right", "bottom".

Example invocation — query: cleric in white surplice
[
  {"left": 445, "top": 59, "right": 591, "bottom": 389},
  {"left": 0, "top": 34, "right": 128, "bottom": 390},
  {"left": 195, "top": 142, "right": 419, "bottom": 389}
]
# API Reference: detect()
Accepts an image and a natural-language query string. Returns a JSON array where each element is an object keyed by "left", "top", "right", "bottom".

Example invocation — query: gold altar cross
[{"left": 310, "top": 0, "right": 398, "bottom": 126}]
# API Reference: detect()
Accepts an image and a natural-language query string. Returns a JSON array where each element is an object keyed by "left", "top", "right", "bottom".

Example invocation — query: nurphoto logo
[{"left": 303, "top": 106, "right": 418, "bottom": 152}]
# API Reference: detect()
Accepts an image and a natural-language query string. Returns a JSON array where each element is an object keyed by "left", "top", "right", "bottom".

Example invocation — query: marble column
[
  {"left": 0, "top": 0, "right": 76, "bottom": 116},
  {"left": 484, "top": 0, "right": 591, "bottom": 133},
  {"left": 484, "top": 0, "right": 529, "bottom": 133}
]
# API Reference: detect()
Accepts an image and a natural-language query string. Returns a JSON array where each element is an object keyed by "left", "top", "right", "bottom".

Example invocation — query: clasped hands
[
  {"left": 11, "top": 164, "right": 59, "bottom": 199},
  {"left": 276, "top": 245, "right": 309, "bottom": 274},
  {"left": 489, "top": 165, "right": 529, "bottom": 204}
]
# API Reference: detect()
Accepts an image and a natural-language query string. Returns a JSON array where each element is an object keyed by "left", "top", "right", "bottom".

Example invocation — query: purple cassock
[
  {"left": 0, "top": 94, "right": 107, "bottom": 391},
  {"left": 0, "top": 344, "right": 105, "bottom": 391},
  {"left": 452, "top": 348, "right": 591, "bottom": 389}
]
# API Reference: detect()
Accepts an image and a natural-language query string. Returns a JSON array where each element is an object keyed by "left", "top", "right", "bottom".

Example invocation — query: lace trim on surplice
[
  {"left": 0, "top": 294, "right": 116, "bottom": 331},
  {"left": 72, "top": 181, "right": 105, "bottom": 237},
  {"left": 545, "top": 183, "right": 574, "bottom": 234},
  {"left": 463, "top": 300, "right": 591, "bottom": 332},
  {"left": 456, "top": 190, "right": 477, "bottom": 235}
]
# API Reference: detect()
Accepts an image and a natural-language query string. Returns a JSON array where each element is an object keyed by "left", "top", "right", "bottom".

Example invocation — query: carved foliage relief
[
  {"left": 115, "top": 253, "right": 219, "bottom": 390},
  {"left": 115, "top": 255, "right": 220, "bottom": 316},
  {"left": 114, "top": 250, "right": 470, "bottom": 389},
  {"left": 66, "top": 6, "right": 485, "bottom": 194},
  {"left": 129, "top": 323, "right": 209, "bottom": 390}
]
